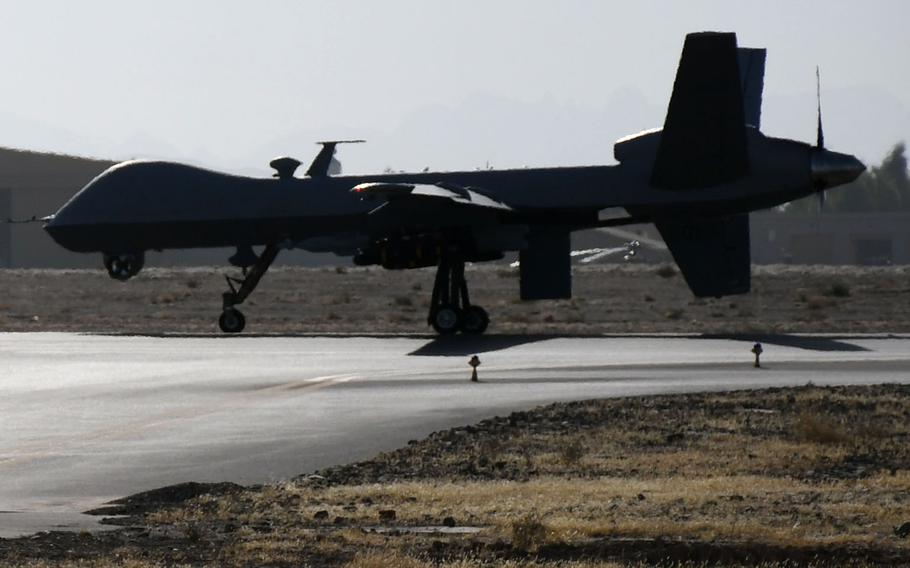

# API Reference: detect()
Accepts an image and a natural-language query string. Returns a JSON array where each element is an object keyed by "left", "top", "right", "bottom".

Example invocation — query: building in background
[
  {"left": 0, "top": 148, "right": 114, "bottom": 268},
  {"left": 751, "top": 212, "right": 909, "bottom": 265},
  {"left": 582, "top": 212, "right": 910, "bottom": 267}
]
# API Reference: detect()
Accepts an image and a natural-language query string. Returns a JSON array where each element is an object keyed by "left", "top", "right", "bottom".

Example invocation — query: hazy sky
[{"left": 1, "top": 1, "right": 908, "bottom": 174}]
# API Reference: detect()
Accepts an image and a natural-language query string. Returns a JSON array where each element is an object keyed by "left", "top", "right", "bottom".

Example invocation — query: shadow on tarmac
[
  {"left": 97, "top": 331, "right": 879, "bottom": 355},
  {"left": 409, "top": 333, "right": 876, "bottom": 356},
  {"left": 702, "top": 334, "right": 871, "bottom": 352},
  {"left": 409, "top": 334, "right": 554, "bottom": 356}
]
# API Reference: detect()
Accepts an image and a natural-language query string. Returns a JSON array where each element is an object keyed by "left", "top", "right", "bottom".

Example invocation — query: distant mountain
[
  {"left": 1, "top": 85, "right": 904, "bottom": 177},
  {"left": 245, "top": 87, "right": 903, "bottom": 175},
  {"left": 0, "top": 111, "right": 108, "bottom": 160},
  {"left": 246, "top": 89, "right": 663, "bottom": 176}
]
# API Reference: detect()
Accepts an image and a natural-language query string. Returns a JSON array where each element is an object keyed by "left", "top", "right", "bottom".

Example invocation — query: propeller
[
  {"left": 815, "top": 66, "right": 827, "bottom": 211},
  {"left": 816, "top": 67, "right": 825, "bottom": 150},
  {"left": 807, "top": 68, "right": 866, "bottom": 202}
]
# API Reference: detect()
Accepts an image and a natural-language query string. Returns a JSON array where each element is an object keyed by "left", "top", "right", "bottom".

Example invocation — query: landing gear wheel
[
  {"left": 219, "top": 308, "right": 246, "bottom": 334},
  {"left": 216, "top": 243, "right": 281, "bottom": 335},
  {"left": 459, "top": 306, "right": 489, "bottom": 335},
  {"left": 102, "top": 252, "right": 144, "bottom": 281},
  {"left": 108, "top": 258, "right": 132, "bottom": 281},
  {"left": 431, "top": 304, "right": 461, "bottom": 335}
]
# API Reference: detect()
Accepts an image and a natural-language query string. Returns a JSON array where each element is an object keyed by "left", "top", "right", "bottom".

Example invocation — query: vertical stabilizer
[
  {"left": 656, "top": 214, "right": 751, "bottom": 297},
  {"left": 738, "top": 47, "right": 766, "bottom": 130},
  {"left": 650, "top": 32, "right": 748, "bottom": 190}
]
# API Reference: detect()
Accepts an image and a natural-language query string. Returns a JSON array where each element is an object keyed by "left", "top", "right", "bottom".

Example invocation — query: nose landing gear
[
  {"left": 218, "top": 308, "right": 246, "bottom": 334},
  {"left": 428, "top": 256, "right": 489, "bottom": 335},
  {"left": 218, "top": 243, "right": 280, "bottom": 333}
]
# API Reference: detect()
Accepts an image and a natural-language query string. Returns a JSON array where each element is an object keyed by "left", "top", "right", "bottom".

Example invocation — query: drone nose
[{"left": 811, "top": 149, "right": 865, "bottom": 189}]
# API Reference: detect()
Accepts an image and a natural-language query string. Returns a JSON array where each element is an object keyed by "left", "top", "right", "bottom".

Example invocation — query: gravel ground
[
  {"left": 3, "top": 264, "right": 909, "bottom": 565},
  {"left": 2, "top": 263, "right": 909, "bottom": 335}
]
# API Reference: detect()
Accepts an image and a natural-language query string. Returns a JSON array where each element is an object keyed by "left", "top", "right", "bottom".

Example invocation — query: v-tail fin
[{"left": 650, "top": 32, "right": 749, "bottom": 191}]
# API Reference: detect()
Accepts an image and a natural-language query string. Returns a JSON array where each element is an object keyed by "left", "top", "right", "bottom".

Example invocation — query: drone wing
[{"left": 352, "top": 182, "right": 512, "bottom": 211}]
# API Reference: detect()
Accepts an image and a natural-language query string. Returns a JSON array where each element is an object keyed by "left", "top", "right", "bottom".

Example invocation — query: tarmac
[{"left": 1, "top": 331, "right": 909, "bottom": 537}]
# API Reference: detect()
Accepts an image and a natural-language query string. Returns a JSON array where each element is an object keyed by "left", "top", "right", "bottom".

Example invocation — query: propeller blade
[{"left": 816, "top": 66, "right": 825, "bottom": 149}]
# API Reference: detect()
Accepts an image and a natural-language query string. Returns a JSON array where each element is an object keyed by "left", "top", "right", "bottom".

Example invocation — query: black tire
[
  {"left": 219, "top": 308, "right": 246, "bottom": 333},
  {"left": 102, "top": 252, "right": 145, "bottom": 281},
  {"left": 459, "top": 305, "right": 489, "bottom": 334},
  {"left": 431, "top": 304, "right": 461, "bottom": 335}
]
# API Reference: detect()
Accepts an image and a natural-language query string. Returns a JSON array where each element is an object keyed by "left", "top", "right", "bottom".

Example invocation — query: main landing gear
[
  {"left": 218, "top": 244, "right": 280, "bottom": 333},
  {"left": 428, "top": 256, "right": 489, "bottom": 335}
]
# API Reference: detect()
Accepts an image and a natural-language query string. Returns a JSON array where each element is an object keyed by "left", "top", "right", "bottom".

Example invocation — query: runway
[{"left": 1, "top": 332, "right": 909, "bottom": 537}]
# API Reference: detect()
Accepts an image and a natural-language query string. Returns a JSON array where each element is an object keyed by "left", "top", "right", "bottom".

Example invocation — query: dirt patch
[
  {"left": 1, "top": 264, "right": 909, "bottom": 334},
  {"left": 2, "top": 384, "right": 908, "bottom": 566},
  {"left": 84, "top": 481, "right": 245, "bottom": 521}
]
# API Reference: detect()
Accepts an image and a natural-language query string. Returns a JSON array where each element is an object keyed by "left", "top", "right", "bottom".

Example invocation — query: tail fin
[
  {"left": 650, "top": 32, "right": 748, "bottom": 190},
  {"left": 656, "top": 214, "right": 751, "bottom": 297},
  {"left": 738, "top": 47, "right": 766, "bottom": 129}
]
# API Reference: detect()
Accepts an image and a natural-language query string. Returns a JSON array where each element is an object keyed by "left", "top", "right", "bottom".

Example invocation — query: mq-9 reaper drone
[{"left": 45, "top": 32, "right": 865, "bottom": 334}]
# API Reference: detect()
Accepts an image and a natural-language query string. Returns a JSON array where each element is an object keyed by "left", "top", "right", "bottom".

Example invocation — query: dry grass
[
  {"left": 794, "top": 411, "right": 849, "bottom": 444},
  {"left": 344, "top": 553, "right": 629, "bottom": 568},
  {"left": 6, "top": 385, "right": 910, "bottom": 567},
  {"left": 805, "top": 295, "right": 835, "bottom": 310},
  {"left": 825, "top": 281, "right": 852, "bottom": 298},
  {"left": 9, "top": 562, "right": 188, "bottom": 568},
  {"left": 655, "top": 264, "right": 677, "bottom": 278},
  {"left": 169, "top": 472, "right": 907, "bottom": 549},
  {"left": 393, "top": 295, "right": 414, "bottom": 307}
]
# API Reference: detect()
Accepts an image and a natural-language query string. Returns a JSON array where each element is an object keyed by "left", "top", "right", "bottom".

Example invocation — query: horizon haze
[{"left": 1, "top": 1, "right": 908, "bottom": 177}]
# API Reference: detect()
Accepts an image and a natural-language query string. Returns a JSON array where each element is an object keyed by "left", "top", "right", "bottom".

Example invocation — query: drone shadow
[
  {"left": 97, "top": 330, "right": 877, "bottom": 356},
  {"left": 408, "top": 332, "right": 876, "bottom": 356},
  {"left": 408, "top": 334, "right": 555, "bottom": 356},
  {"left": 702, "top": 333, "right": 872, "bottom": 352}
]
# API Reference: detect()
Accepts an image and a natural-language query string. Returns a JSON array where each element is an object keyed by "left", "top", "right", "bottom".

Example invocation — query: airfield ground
[
  {"left": 0, "top": 383, "right": 908, "bottom": 566},
  {"left": 1, "top": 263, "right": 909, "bottom": 335},
  {"left": 2, "top": 265, "right": 909, "bottom": 565}
]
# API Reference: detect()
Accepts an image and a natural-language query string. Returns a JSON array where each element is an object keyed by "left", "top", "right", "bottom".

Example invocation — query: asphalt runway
[{"left": 1, "top": 332, "right": 909, "bottom": 537}]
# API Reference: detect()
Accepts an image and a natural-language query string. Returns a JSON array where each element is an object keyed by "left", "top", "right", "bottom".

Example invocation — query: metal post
[
  {"left": 469, "top": 355, "right": 480, "bottom": 382},
  {"left": 751, "top": 343, "right": 763, "bottom": 368}
]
